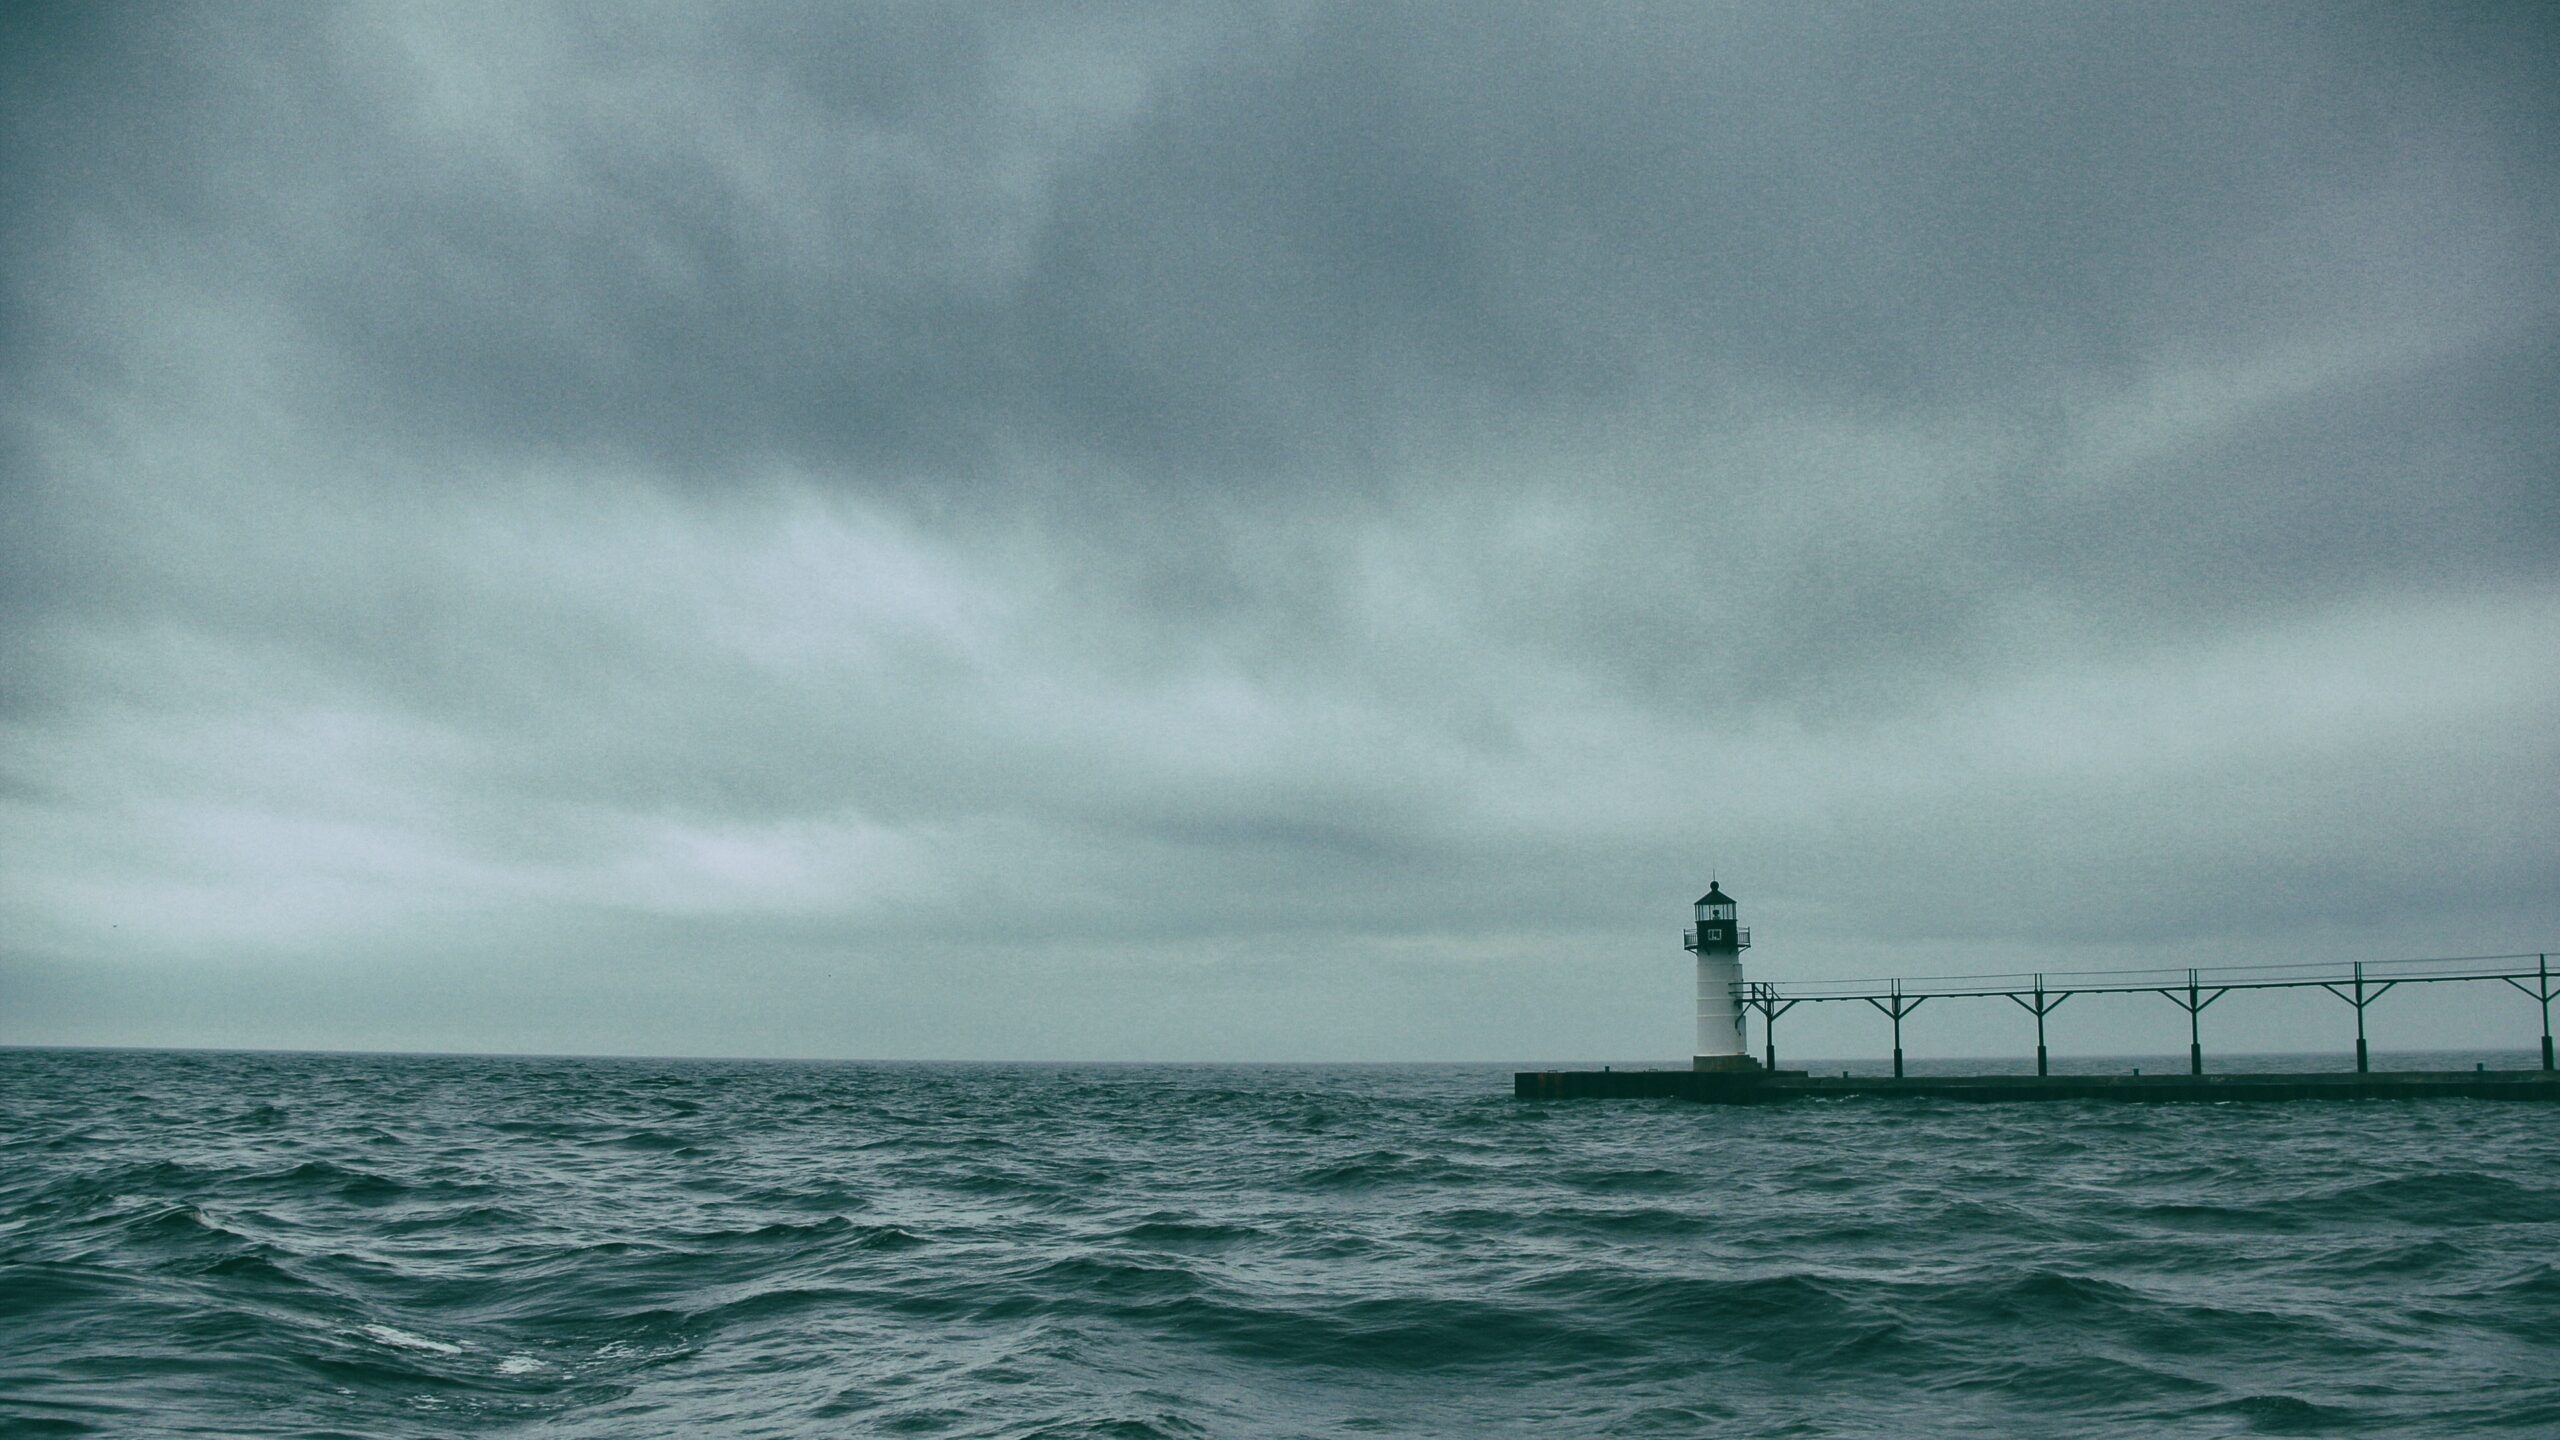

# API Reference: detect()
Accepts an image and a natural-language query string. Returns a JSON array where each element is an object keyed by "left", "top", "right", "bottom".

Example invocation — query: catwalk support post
[
  {"left": 2319, "top": 962, "right": 2398, "bottom": 1073},
  {"left": 2156, "top": 969, "right": 2229, "bottom": 1076},
  {"left": 2504, "top": 955, "right": 2555, "bottom": 1072},
  {"left": 1865, "top": 981, "right": 1928, "bottom": 1078},
  {"left": 2004, "top": 974, "right": 2071, "bottom": 1076},
  {"left": 1746, "top": 982, "right": 1801, "bottom": 1073}
]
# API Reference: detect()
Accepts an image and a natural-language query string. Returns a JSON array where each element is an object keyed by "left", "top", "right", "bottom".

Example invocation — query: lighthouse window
[{"left": 1707, "top": 928, "right": 1722, "bottom": 940}]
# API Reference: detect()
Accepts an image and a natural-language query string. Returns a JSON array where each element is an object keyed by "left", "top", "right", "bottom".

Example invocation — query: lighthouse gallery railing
[{"left": 1684, "top": 926, "right": 1750, "bottom": 951}]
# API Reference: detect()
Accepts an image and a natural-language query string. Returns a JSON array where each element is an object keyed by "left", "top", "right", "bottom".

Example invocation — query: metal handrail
[
  {"left": 1727, "top": 951, "right": 2557, "bottom": 1077},
  {"left": 1748, "top": 951, "right": 2547, "bottom": 1001}
]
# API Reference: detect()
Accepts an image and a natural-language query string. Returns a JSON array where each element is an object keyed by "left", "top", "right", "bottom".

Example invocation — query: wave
[{"left": 5, "top": 1051, "right": 2557, "bottom": 1438}]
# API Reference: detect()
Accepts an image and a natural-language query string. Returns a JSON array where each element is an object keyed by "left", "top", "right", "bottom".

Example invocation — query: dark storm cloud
[
  {"left": 20, "top": 5, "right": 2552, "bottom": 478},
  {"left": 2, "top": 2, "right": 2555, "bottom": 1057}
]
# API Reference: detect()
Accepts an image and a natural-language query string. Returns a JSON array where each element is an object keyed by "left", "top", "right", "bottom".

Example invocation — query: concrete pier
[{"left": 1514, "top": 1068, "right": 2560, "bottom": 1104}]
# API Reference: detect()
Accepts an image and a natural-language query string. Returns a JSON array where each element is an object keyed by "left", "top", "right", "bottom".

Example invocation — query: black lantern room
[{"left": 1684, "top": 882, "right": 1750, "bottom": 955}]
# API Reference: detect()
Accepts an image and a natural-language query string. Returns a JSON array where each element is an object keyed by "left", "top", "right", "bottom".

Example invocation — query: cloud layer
[{"left": 5, "top": 3, "right": 2556, "bottom": 1059}]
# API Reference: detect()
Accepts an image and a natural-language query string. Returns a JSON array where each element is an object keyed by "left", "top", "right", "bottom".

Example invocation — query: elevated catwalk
[
  {"left": 1566, "top": 891, "right": 2555, "bottom": 1102},
  {"left": 1729, "top": 954, "right": 2557, "bottom": 1079},
  {"left": 1514, "top": 1068, "right": 2560, "bottom": 1103},
  {"left": 1552, "top": 949, "right": 2559, "bottom": 1099}
]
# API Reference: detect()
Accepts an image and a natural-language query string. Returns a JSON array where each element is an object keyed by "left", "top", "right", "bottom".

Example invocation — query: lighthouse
[{"left": 1685, "top": 882, "right": 1755, "bottom": 1071}]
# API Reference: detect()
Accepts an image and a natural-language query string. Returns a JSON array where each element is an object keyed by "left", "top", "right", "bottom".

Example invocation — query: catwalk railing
[{"left": 1737, "top": 952, "right": 2557, "bottom": 1078}]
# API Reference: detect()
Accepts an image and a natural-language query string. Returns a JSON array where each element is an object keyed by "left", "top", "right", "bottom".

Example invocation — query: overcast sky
[{"left": 4, "top": 2, "right": 2555, "bottom": 1062}]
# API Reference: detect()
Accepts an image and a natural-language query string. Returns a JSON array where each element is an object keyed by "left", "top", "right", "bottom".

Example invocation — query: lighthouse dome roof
[{"left": 1695, "top": 882, "right": 1735, "bottom": 906}]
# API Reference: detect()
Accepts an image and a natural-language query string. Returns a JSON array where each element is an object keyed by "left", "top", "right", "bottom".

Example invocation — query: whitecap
[
  {"left": 497, "top": 1355, "right": 547, "bottom": 1375},
  {"left": 362, "top": 1324, "right": 464, "bottom": 1356}
]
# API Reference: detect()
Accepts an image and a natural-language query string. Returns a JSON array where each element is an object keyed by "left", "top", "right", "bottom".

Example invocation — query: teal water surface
[{"left": 3, "top": 1049, "right": 2556, "bottom": 1437}]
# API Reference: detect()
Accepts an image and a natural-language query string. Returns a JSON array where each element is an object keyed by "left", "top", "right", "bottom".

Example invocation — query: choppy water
[{"left": 4, "top": 1049, "right": 2557, "bottom": 1438}]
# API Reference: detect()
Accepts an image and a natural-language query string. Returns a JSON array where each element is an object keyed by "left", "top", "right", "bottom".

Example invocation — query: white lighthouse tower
[{"left": 1685, "top": 882, "right": 1755, "bottom": 1071}]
